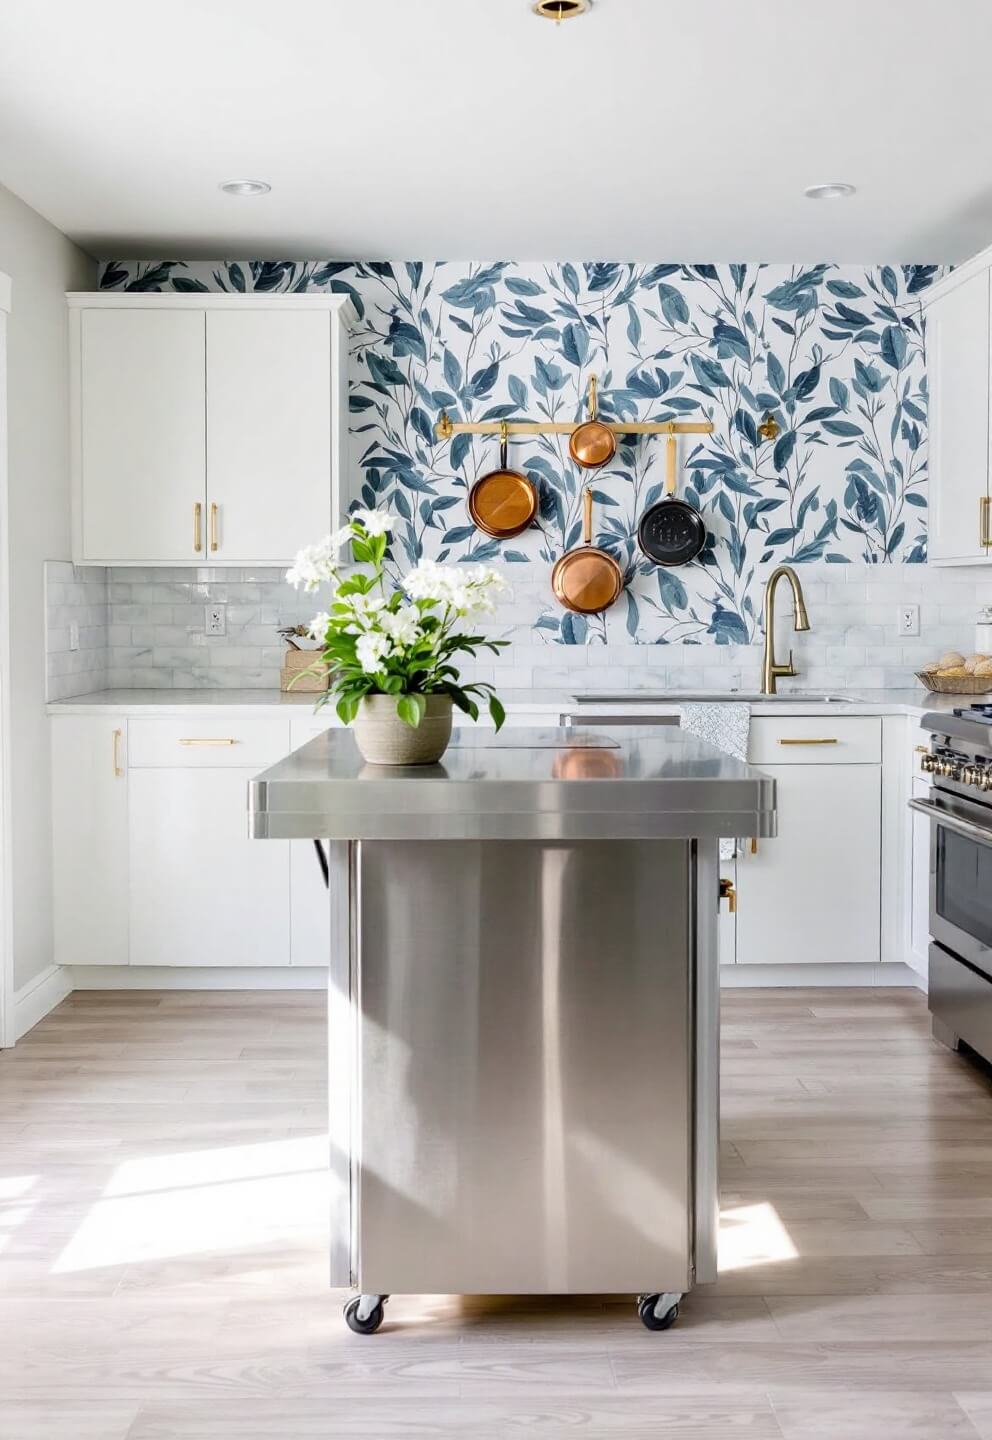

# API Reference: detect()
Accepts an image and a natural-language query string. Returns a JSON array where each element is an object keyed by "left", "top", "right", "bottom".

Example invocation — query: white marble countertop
[{"left": 45, "top": 685, "right": 978, "bottom": 720}]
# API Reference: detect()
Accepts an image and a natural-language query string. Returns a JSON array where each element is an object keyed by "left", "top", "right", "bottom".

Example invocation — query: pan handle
[
  {"left": 499, "top": 418, "right": 509, "bottom": 470},
  {"left": 666, "top": 429, "right": 678, "bottom": 496},
  {"left": 583, "top": 485, "right": 593, "bottom": 544},
  {"left": 587, "top": 374, "right": 598, "bottom": 420}
]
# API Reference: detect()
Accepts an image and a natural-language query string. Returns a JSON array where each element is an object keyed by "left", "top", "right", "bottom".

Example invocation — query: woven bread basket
[{"left": 915, "top": 670, "right": 992, "bottom": 695}]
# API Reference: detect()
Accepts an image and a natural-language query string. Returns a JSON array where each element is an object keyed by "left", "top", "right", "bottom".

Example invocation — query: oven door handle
[{"left": 908, "top": 796, "right": 992, "bottom": 848}]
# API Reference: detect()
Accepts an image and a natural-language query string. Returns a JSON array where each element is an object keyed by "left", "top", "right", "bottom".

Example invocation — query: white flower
[
  {"left": 355, "top": 632, "right": 392, "bottom": 674},
  {"left": 379, "top": 604, "right": 423, "bottom": 647},
  {"left": 404, "top": 559, "right": 509, "bottom": 618},
  {"left": 342, "top": 593, "right": 387, "bottom": 631},
  {"left": 353, "top": 508, "right": 396, "bottom": 538},
  {"left": 286, "top": 527, "right": 354, "bottom": 591},
  {"left": 307, "top": 611, "right": 331, "bottom": 640}
]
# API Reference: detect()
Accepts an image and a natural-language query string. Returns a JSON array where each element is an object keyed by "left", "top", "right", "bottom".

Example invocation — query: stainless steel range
[{"left": 910, "top": 705, "right": 992, "bottom": 1064}]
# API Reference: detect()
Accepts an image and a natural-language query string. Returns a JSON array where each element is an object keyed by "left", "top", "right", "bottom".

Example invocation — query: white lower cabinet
[
  {"left": 735, "top": 718, "right": 883, "bottom": 967},
  {"left": 128, "top": 767, "right": 290, "bottom": 967},
  {"left": 51, "top": 716, "right": 129, "bottom": 967},
  {"left": 910, "top": 775, "right": 932, "bottom": 973}
]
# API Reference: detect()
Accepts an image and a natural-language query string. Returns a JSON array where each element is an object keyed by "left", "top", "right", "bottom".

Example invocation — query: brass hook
[
  {"left": 587, "top": 374, "right": 598, "bottom": 420},
  {"left": 757, "top": 412, "right": 781, "bottom": 442},
  {"left": 438, "top": 410, "right": 454, "bottom": 440}
]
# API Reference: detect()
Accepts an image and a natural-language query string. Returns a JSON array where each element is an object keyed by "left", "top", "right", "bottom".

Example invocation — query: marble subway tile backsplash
[{"left": 45, "top": 558, "right": 992, "bottom": 700}]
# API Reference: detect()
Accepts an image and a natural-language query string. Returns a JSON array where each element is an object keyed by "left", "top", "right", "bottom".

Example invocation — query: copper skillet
[
  {"left": 467, "top": 420, "right": 538, "bottom": 538},
  {"left": 551, "top": 487, "right": 624, "bottom": 614},
  {"left": 569, "top": 375, "right": 617, "bottom": 470}
]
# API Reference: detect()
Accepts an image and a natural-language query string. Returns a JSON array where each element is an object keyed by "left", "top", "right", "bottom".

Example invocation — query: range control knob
[
  {"left": 981, "top": 769, "right": 992, "bottom": 792},
  {"left": 920, "top": 753, "right": 938, "bottom": 773},
  {"left": 960, "top": 765, "right": 983, "bottom": 788},
  {"left": 938, "top": 758, "right": 962, "bottom": 779}
]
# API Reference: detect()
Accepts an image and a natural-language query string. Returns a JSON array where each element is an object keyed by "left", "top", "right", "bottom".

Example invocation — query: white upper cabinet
[
  {"left": 206, "top": 309, "right": 333, "bottom": 562},
  {"left": 923, "top": 257, "right": 992, "bottom": 565},
  {"left": 77, "top": 308, "right": 206, "bottom": 562},
  {"left": 69, "top": 293, "right": 355, "bottom": 566}
]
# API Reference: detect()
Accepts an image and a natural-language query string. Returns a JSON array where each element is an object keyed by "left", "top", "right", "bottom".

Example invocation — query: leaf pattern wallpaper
[{"left": 99, "top": 259, "right": 939, "bottom": 646}]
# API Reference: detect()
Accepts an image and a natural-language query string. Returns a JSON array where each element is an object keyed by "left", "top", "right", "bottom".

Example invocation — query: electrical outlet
[
  {"left": 205, "top": 603, "right": 227, "bottom": 637},
  {"left": 898, "top": 603, "right": 920, "bottom": 637},
  {"left": 69, "top": 621, "right": 79, "bottom": 652}
]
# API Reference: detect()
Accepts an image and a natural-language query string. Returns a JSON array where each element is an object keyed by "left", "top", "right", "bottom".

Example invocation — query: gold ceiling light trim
[{"left": 533, "top": 0, "right": 591, "bottom": 20}]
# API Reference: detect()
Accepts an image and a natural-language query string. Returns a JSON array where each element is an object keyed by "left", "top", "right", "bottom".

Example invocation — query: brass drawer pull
[
  {"left": 179, "top": 737, "right": 239, "bottom": 746},
  {"left": 982, "top": 495, "right": 991, "bottom": 547},
  {"left": 112, "top": 728, "right": 124, "bottom": 777},
  {"left": 718, "top": 877, "right": 737, "bottom": 913},
  {"left": 777, "top": 737, "right": 838, "bottom": 746},
  {"left": 210, "top": 502, "right": 219, "bottom": 553},
  {"left": 193, "top": 502, "right": 203, "bottom": 553}
]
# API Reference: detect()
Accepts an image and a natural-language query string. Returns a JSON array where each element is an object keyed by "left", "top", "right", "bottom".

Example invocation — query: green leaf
[
  {"left": 336, "top": 695, "right": 360, "bottom": 724},
  {"left": 396, "top": 694, "right": 426, "bottom": 728},
  {"left": 489, "top": 695, "right": 506, "bottom": 732}
]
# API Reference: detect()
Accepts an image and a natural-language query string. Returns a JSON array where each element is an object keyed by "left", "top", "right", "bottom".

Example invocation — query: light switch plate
[{"left": 898, "top": 603, "right": 920, "bottom": 637}]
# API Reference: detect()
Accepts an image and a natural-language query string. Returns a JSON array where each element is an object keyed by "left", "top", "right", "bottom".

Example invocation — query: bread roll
[
  {"left": 939, "top": 650, "right": 966, "bottom": 669},
  {"left": 938, "top": 666, "right": 970, "bottom": 677},
  {"left": 965, "top": 654, "right": 990, "bottom": 673},
  {"left": 974, "top": 659, "right": 992, "bottom": 676}
]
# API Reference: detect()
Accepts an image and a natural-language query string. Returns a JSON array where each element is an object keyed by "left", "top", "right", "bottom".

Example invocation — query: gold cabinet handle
[
  {"left": 179, "top": 737, "right": 239, "bottom": 746},
  {"left": 112, "top": 727, "right": 124, "bottom": 777},
  {"left": 749, "top": 836, "right": 759, "bottom": 855},
  {"left": 193, "top": 502, "right": 203, "bottom": 553},
  {"left": 777, "top": 737, "right": 838, "bottom": 746},
  {"left": 982, "top": 495, "right": 991, "bottom": 547},
  {"left": 210, "top": 502, "right": 219, "bottom": 553},
  {"left": 718, "top": 877, "right": 737, "bottom": 914}
]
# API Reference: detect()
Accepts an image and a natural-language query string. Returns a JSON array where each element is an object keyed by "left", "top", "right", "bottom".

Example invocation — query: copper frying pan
[
  {"left": 468, "top": 420, "right": 538, "bottom": 538},
  {"left": 569, "top": 375, "right": 617, "bottom": 470},
  {"left": 551, "top": 488, "right": 624, "bottom": 615}
]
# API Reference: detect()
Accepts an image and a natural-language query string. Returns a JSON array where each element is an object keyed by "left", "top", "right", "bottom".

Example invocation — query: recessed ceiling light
[
  {"left": 533, "top": 0, "right": 590, "bottom": 19},
  {"left": 804, "top": 182, "right": 856, "bottom": 201},
  {"left": 219, "top": 179, "right": 271, "bottom": 197}
]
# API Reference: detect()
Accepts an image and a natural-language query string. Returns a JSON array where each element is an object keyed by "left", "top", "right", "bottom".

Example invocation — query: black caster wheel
[
  {"left": 637, "top": 1293, "right": 680, "bottom": 1331},
  {"left": 343, "top": 1295, "right": 385, "bottom": 1334}
]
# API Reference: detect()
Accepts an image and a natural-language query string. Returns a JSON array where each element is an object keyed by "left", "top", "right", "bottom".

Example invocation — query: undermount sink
[{"left": 569, "top": 691, "right": 859, "bottom": 705}]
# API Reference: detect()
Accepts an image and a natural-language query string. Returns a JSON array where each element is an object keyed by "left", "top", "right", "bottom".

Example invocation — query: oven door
[{"left": 909, "top": 792, "right": 992, "bottom": 981}]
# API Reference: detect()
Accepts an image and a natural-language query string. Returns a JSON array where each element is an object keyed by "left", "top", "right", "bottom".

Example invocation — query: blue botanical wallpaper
[{"left": 99, "top": 259, "right": 938, "bottom": 645}]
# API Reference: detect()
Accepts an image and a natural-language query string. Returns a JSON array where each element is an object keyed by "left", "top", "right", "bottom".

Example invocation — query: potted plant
[{"left": 287, "top": 510, "right": 509, "bottom": 765}]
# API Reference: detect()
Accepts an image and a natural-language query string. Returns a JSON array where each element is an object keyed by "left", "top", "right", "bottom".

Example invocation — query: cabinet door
[
  {"left": 736, "top": 764, "right": 881, "bottom": 966},
  {"left": 51, "top": 717, "right": 129, "bottom": 966},
  {"left": 910, "top": 775, "right": 932, "bottom": 976},
  {"left": 206, "top": 310, "right": 332, "bottom": 562},
  {"left": 927, "top": 272, "right": 991, "bottom": 564},
  {"left": 129, "top": 768, "right": 290, "bottom": 966},
  {"left": 79, "top": 309, "right": 206, "bottom": 562}
]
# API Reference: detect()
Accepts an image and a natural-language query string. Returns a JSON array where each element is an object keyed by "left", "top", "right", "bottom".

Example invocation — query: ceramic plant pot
[{"left": 352, "top": 693, "right": 453, "bottom": 766}]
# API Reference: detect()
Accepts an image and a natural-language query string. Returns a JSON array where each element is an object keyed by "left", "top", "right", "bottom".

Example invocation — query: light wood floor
[{"left": 2, "top": 989, "right": 992, "bottom": 1438}]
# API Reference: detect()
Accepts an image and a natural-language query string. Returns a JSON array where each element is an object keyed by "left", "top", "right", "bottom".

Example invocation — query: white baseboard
[
  {"left": 67, "top": 966, "right": 328, "bottom": 990},
  {"left": 721, "top": 960, "right": 925, "bottom": 990},
  {"left": 14, "top": 963, "right": 71, "bottom": 1038}
]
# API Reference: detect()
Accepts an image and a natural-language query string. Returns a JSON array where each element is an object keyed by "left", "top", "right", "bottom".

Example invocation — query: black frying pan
[{"left": 637, "top": 432, "right": 706, "bottom": 567}]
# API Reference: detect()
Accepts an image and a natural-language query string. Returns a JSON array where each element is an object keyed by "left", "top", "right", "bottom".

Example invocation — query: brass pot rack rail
[{"left": 436, "top": 412, "right": 714, "bottom": 440}]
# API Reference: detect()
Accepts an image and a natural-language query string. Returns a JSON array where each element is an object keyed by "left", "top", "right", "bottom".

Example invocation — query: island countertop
[{"left": 248, "top": 725, "right": 777, "bottom": 842}]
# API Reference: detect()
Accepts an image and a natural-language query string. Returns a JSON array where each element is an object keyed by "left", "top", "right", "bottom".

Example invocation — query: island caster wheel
[
  {"left": 637, "top": 1292, "right": 681, "bottom": 1331},
  {"left": 344, "top": 1294, "right": 386, "bottom": 1335}
]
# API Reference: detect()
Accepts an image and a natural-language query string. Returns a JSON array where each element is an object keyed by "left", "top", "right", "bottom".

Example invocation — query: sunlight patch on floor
[
  {"left": 52, "top": 1135, "right": 330, "bottom": 1273},
  {"left": 718, "top": 1201, "right": 798, "bottom": 1271}
]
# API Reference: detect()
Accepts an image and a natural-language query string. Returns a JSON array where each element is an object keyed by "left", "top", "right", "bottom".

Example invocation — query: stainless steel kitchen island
[{"left": 249, "top": 725, "right": 776, "bottom": 1333}]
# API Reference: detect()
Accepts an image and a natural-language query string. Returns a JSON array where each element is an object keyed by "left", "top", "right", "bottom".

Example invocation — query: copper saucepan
[
  {"left": 468, "top": 420, "right": 538, "bottom": 539},
  {"left": 551, "top": 487, "right": 624, "bottom": 615},
  {"left": 569, "top": 374, "right": 617, "bottom": 470}
]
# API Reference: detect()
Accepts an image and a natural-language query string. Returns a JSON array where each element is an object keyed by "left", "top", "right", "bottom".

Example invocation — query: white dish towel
[{"left": 677, "top": 702, "right": 751, "bottom": 860}]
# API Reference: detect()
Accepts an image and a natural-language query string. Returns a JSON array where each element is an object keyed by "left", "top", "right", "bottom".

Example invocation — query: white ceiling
[{"left": 0, "top": 0, "right": 989, "bottom": 262}]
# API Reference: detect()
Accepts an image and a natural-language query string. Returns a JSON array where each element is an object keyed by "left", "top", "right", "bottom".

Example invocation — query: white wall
[{"left": 0, "top": 182, "right": 94, "bottom": 990}]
